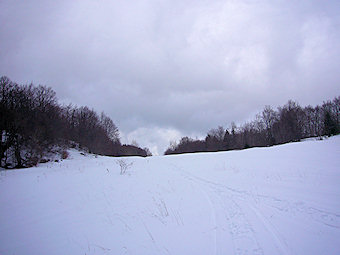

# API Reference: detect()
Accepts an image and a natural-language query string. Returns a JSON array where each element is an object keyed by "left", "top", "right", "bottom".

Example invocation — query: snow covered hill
[{"left": 1, "top": 136, "right": 340, "bottom": 255}]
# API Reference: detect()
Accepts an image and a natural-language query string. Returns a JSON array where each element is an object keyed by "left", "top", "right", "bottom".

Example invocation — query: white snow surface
[{"left": 1, "top": 136, "right": 340, "bottom": 255}]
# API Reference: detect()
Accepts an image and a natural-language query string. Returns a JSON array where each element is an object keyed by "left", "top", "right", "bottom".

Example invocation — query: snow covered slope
[{"left": 1, "top": 136, "right": 340, "bottom": 255}]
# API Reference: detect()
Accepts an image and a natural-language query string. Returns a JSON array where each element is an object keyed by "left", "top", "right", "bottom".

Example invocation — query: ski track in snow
[
  {"left": 169, "top": 160, "right": 340, "bottom": 255},
  {"left": 171, "top": 164, "right": 267, "bottom": 255}
]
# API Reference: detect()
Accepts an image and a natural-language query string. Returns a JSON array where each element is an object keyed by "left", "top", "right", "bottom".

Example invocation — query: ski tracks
[
  {"left": 172, "top": 171, "right": 257, "bottom": 254},
  {"left": 171, "top": 163, "right": 288, "bottom": 255},
  {"left": 216, "top": 191, "right": 264, "bottom": 255}
]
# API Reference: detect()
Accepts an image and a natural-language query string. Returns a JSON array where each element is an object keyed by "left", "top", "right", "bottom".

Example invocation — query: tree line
[
  {"left": 165, "top": 97, "right": 340, "bottom": 155},
  {"left": 0, "top": 76, "right": 151, "bottom": 168}
]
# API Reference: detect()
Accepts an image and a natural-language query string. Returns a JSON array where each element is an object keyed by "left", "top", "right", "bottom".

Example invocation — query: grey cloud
[{"left": 1, "top": 0, "right": 340, "bottom": 154}]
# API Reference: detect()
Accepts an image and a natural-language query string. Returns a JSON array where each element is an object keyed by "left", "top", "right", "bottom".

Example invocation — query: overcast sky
[{"left": 1, "top": 0, "right": 340, "bottom": 154}]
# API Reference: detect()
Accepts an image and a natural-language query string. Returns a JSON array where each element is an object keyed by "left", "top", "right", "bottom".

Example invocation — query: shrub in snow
[
  {"left": 116, "top": 159, "right": 133, "bottom": 175},
  {"left": 61, "top": 150, "right": 69, "bottom": 159}
]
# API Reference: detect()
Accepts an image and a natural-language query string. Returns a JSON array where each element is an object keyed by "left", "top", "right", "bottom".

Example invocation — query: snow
[{"left": 1, "top": 136, "right": 340, "bottom": 255}]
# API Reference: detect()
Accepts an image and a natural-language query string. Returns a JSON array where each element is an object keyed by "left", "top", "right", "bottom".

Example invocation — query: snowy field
[{"left": 1, "top": 136, "right": 340, "bottom": 255}]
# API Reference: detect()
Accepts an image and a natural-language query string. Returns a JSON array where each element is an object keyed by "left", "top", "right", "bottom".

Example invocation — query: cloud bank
[{"left": 1, "top": 0, "right": 340, "bottom": 154}]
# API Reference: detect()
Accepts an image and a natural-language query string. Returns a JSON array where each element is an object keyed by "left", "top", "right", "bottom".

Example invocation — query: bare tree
[
  {"left": 100, "top": 112, "right": 119, "bottom": 142},
  {"left": 261, "top": 105, "right": 278, "bottom": 145}
]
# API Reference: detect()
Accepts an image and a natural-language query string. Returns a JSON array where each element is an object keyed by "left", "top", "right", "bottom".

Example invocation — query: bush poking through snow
[
  {"left": 116, "top": 159, "right": 133, "bottom": 175},
  {"left": 61, "top": 150, "right": 69, "bottom": 159}
]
